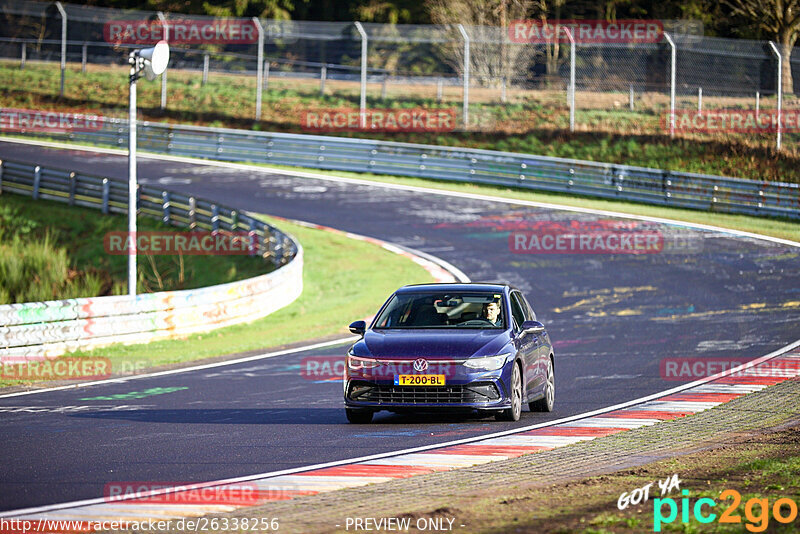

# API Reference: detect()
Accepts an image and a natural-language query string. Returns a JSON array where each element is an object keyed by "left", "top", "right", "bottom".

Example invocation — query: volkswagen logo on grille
[{"left": 412, "top": 358, "right": 429, "bottom": 372}]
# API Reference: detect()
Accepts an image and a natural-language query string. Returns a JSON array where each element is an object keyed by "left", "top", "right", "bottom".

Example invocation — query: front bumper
[{"left": 344, "top": 377, "right": 510, "bottom": 411}]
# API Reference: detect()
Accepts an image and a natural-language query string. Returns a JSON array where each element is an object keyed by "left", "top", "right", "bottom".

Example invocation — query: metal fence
[
  {"left": 0, "top": 156, "right": 303, "bottom": 360},
  {"left": 4, "top": 116, "right": 795, "bottom": 219},
  {"left": 1, "top": 0, "right": 799, "bottom": 150}
]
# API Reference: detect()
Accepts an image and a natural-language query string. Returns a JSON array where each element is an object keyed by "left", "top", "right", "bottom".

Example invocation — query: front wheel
[
  {"left": 345, "top": 408, "right": 373, "bottom": 424},
  {"left": 530, "top": 358, "right": 555, "bottom": 412},
  {"left": 496, "top": 362, "right": 522, "bottom": 422}
]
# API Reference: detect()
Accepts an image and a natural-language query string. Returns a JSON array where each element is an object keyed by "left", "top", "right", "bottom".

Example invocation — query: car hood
[{"left": 361, "top": 329, "right": 510, "bottom": 359}]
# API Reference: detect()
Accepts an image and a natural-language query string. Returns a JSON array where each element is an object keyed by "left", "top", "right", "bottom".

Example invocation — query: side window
[
  {"left": 518, "top": 293, "right": 536, "bottom": 321},
  {"left": 509, "top": 292, "right": 526, "bottom": 330}
]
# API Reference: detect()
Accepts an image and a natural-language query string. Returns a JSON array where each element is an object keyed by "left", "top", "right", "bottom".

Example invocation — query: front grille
[{"left": 349, "top": 382, "right": 500, "bottom": 404}]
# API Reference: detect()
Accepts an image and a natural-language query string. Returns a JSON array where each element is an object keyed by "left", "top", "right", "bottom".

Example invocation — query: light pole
[{"left": 128, "top": 40, "right": 169, "bottom": 296}]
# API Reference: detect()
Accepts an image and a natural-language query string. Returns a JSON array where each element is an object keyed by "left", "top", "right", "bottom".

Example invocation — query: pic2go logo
[{"left": 654, "top": 489, "right": 799, "bottom": 532}]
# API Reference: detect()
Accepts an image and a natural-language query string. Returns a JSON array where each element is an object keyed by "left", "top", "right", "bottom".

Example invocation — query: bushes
[{"left": 0, "top": 233, "right": 109, "bottom": 304}]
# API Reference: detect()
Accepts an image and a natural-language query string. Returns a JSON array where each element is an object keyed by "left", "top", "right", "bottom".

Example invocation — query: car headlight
[
  {"left": 463, "top": 353, "right": 511, "bottom": 371},
  {"left": 347, "top": 350, "right": 382, "bottom": 370}
]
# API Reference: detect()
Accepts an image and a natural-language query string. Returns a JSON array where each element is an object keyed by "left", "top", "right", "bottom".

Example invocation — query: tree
[
  {"left": 529, "top": 0, "right": 567, "bottom": 81},
  {"left": 724, "top": 0, "right": 798, "bottom": 94},
  {"left": 426, "top": 0, "right": 533, "bottom": 85}
]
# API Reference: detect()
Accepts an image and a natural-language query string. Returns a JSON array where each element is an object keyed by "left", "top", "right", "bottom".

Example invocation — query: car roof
[{"left": 396, "top": 282, "right": 515, "bottom": 294}]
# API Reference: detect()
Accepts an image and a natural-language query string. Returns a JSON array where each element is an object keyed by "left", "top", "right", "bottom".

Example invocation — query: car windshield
[{"left": 374, "top": 291, "right": 506, "bottom": 329}]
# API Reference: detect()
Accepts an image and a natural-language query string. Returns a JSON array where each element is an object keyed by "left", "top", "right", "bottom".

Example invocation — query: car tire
[
  {"left": 530, "top": 358, "right": 555, "bottom": 412},
  {"left": 345, "top": 409, "right": 373, "bottom": 424},
  {"left": 496, "top": 361, "right": 522, "bottom": 422}
]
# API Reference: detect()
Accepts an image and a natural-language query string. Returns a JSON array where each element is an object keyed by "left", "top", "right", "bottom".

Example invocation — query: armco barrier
[
  {"left": 0, "top": 158, "right": 303, "bottom": 361},
  {"left": 1, "top": 113, "right": 798, "bottom": 219}
]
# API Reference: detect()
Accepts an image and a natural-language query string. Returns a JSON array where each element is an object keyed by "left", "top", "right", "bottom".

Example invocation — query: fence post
[
  {"left": 20, "top": 43, "right": 25, "bottom": 69},
  {"left": 457, "top": 24, "right": 470, "bottom": 128},
  {"left": 501, "top": 77, "right": 506, "bottom": 103},
  {"left": 202, "top": 53, "right": 209, "bottom": 85},
  {"left": 320, "top": 65, "right": 326, "bottom": 96},
  {"left": 211, "top": 204, "right": 219, "bottom": 233},
  {"left": 768, "top": 41, "right": 782, "bottom": 151},
  {"left": 264, "top": 60, "right": 270, "bottom": 90},
  {"left": 698, "top": 87, "right": 702, "bottom": 113},
  {"left": 566, "top": 28, "right": 575, "bottom": 132},
  {"left": 101, "top": 178, "right": 109, "bottom": 214},
  {"left": 381, "top": 73, "right": 387, "bottom": 99},
  {"left": 354, "top": 21, "right": 368, "bottom": 129},
  {"left": 55, "top": 2, "right": 67, "bottom": 98},
  {"left": 756, "top": 90, "right": 760, "bottom": 119},
  {"left": 437, "top": 78, "right": 443, "bottom": 102},
  {"left": 664, "top": 32, "right": 676, "bottom": 138},
  {"left": 249, "top": 218, "right": 258, "bottom": 256},
  {"left": 32, "top": 166, "right": 41, "bottom": 200},
  {"left": 662, "top": 170, "right": 671, "bottom": 201},
  {"left": 254, "top": 17, "right": 264, "bottom": 121},
  {"left": 81, "top": 42, "right": 87, "bottom": 73},
  {"left": 162, "top": 191, "right": 170, "bottom": 224},
  {"left": 68, "top": 172, "right": 76, "bottom": 205},
  {"left": 157, "top": 12, "right": 168, "bottom": 110},
  {"left": 188, "top": 196, "right": 196, "bottom": 229},
  {"left": 629, "top": 84, "right": 634, "bottom": 110}
]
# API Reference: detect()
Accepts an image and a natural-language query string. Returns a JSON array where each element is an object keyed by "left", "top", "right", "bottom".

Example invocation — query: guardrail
[
  {"left": 0, "top": 157, "right": 303, "bottom": 361},
  {"left": 2, "top": 114, "right": 798, "bottom": 220}
]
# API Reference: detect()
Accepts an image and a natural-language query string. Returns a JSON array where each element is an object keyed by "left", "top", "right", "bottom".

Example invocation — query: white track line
[
  {"left": 1, "top": 137, "right": 798, "bottom": 248},
  {"left": 3, "top": 339, "right": 797, "bottom": 519},
  {"left": 0, "top": 337, "right": 353, "bottom": 399}
]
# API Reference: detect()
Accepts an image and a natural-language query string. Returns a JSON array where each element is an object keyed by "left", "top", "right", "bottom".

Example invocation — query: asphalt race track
[{"left": 1, "top": 140, "right": 798, "bottom": 512}]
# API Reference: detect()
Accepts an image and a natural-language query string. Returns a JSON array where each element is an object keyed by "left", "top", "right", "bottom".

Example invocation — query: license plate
[{"left": 394, "top": 374, "right": 446, "bottom": 386}]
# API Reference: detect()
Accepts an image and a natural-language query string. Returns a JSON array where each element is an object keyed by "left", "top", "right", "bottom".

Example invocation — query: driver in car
[{"left": 482, "top": 300, "right": 502, "bottom": 327}]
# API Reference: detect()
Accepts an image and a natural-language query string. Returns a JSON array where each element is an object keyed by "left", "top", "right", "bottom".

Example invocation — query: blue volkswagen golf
[{"left": 344, "top": 283, "right": 555, "bottom": 423}]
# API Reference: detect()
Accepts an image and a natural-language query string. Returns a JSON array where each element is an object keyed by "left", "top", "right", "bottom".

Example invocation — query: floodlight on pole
[{"left": 127, "top": 40, "right": 169, "bottom": 297}]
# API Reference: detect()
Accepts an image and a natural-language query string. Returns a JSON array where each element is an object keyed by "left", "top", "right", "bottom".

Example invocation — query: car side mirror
[
  {"left": 521, "top": 320, "right": 545, "bottom": 335},
  {"left": 349, "top": 320, "right": 366, "bottom": 336}
]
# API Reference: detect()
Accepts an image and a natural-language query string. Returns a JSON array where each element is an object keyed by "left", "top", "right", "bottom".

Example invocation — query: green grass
[
  {"left": 2, "top": 61, "right": 799, "bottom": 183},
  {"left": 0, "top": 194, "right": 270, "bottom": 301},
  {"left": 0, "top": 232, "right": 106, "bottom": 303},
  {"left": 0, "top": 215, "right": 434, "bottom": 388}
]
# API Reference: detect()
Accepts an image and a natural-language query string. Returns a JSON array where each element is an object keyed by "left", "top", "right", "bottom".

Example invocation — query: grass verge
[
  {"left": 376, "top": 427, "right": 800, "bottom": 534},
  {"left": 0, "top": 215, "right": 434, "bottom": 388},
  {"left": 2, "top": 61, "right": 799, "bottom": 182},
  {"left": 394, "top": 425, "right": 800, "bottom": 533},
  {"left": 0, "top": 193, "right": 270, "bottom": 300}
]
